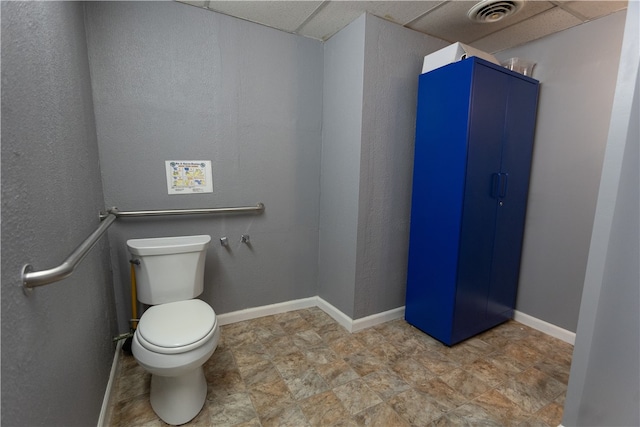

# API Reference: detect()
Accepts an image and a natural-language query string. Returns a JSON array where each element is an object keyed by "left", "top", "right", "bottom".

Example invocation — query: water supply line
[
  {"left": 113, "top": 260, "right": 140, "bottom": 346},
  {"left": 129, "top": 259, "right": 139, "bottom": 331}
]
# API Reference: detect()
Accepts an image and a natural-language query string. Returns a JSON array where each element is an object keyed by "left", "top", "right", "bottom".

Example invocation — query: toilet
[{"left": 127, "top": 235, "right": 219, "bottom": 426}]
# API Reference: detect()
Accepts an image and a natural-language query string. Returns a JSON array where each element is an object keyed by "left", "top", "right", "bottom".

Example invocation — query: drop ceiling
[{"left": 178, "top": 0, "right": 627, "bottom": 52}]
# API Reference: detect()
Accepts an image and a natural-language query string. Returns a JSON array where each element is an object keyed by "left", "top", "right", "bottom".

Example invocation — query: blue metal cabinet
[{"left": 405, "top": 57, "right": 539, "bottom": 346}]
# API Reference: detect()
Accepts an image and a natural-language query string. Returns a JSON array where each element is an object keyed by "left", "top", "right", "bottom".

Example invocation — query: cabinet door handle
[
  {"left": 491, "top": 173, "right": 501, "bottom": 198},
  {"left": 499, "top": 173, "right": 509, "bottom": 198}
]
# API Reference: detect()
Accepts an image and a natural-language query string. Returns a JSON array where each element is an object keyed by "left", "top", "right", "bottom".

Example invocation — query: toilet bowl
[
  {"left": 132, "top": 300, "right": 220, "bottom": 425},
  {"left": 127, "top": 235, "right": 217, "bottom": 425}
]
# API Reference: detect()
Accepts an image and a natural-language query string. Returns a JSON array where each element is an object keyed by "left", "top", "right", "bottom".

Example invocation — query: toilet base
[{"left": 149, "top": 366, "right": 207, "bottom": 425}]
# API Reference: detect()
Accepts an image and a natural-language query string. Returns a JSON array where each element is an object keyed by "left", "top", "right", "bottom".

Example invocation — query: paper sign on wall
[{"left": 165, "top": 160, "right": 213, "bottom": 195}]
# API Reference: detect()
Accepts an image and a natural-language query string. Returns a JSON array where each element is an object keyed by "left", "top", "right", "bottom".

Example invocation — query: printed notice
[{"left": 165, "top": 160, "right": 213, "bottom": 195}]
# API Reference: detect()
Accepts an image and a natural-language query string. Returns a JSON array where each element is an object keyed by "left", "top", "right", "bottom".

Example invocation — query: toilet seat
[{"left": 137, "top": 299, "right": 217, "bottom": 355}]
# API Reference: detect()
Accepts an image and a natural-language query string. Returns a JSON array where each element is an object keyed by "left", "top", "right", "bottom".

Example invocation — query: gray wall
[
  {"left": 496, "top": 11, "right": 627, "bottom": 331},
  {"left": 355, "top": 15, "right": 448, "bottom": 318},
  {"left": 563, "top": 2, "right": 639, "bottom": 424},
  {"left": 318, "top": 13, "right": 447, "bottom": 319},
  {"left": 84, "top": 1, "right": 324, "bottom": 331},
  {"left": 1, "top": 2, "right": 117, "bottom": 426},
  {"left": 318, "top": 14, "right": 366, "bottom": 318}
]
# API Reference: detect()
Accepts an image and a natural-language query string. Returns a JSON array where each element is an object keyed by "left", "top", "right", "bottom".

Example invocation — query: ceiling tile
[
  {"left": 205, "top": 1, "right": 324, "bottom": 33},
  {"left": 352, "top": 1, "right": 445, "bottom": 25},
  {"left": 472, "top": 6, "right": 583, "bottom": 53},
  {"left": 562, "top": 0, "right": 627, "bottom": 20},
  {"left": 177, "top": 0, "right": 208, "bottom": 7},
  {"left": 407, "top": 1, "right": 555, "bottom": 44},
  {"left": 176, "top": 0, "right": 627, "bottom": 52},
  {"left": 298, "top": 1, "right": 442, "bottom": 41}
]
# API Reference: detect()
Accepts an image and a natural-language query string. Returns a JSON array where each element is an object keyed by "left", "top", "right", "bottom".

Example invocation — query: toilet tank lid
[
  {"left": 138, "top": 299, "right": 216, "bottom": 348},
  {"left": 127, "top": 235, "right": 211, "bottom": 256}
]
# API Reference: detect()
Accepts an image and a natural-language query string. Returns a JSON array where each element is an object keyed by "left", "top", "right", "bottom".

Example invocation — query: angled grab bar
[
  {"left": 22, "top": 213, "right": 117, "bottom": 293},
  {"left": 21, "top": 203, "right": 265, "bottom": 294}
]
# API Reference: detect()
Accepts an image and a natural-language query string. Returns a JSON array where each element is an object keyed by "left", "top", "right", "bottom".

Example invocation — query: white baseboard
[
  {"left": 216, "top": 297, "right": 318, "bottom": 326},
  {"left": 98, "top": 339, "right": 123, "bottom": 427},
  {"left": 216, "top": 296, "right": 405, "bottom": 333},
  {"left": 514, "top": 310, "right": 576, "bottom": 345},
  {"left": 351, "top": 306, "right": 405, "bottom": 332},
  {"left": 315, "top": 297, "right": 355, "bottom": 331}
]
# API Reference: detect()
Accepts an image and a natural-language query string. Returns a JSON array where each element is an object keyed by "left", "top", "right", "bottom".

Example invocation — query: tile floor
[{"left": 109, "top": 307, "right": 573, "bottom": 426}]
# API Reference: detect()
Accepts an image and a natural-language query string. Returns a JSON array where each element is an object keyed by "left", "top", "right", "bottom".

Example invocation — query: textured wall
[
  {"left": 319, "top": 14, "right": 448, "bottom": 319},
  {"left": 563, "top": 3, "right": 639, "bottom": 424},
  {"left": 317, "top": 15, "right": 366, "bottom": 318},
  {"left": 355, "top": 15, "right": 448, "bottom": 319},
  {"left": 84, "top": 2, "right": 323, "bottom": 331},
  {"left": 1, "top": 2, "right": 117, "bottom": 426},
  {"left": 496, "top": 11, "right": 626, "bottom": 331}
]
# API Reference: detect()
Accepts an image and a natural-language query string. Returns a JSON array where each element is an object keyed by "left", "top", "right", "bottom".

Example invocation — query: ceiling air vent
[{"left": 468, "top": 0, "right": 524, "bottom": 23}]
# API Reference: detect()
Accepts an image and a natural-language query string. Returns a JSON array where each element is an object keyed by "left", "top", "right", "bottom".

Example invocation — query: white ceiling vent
[{"left": 468, "top": 0, "right": 525, "bottom": 23}]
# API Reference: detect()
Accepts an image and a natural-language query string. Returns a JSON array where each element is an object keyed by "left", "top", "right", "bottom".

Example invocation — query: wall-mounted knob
[
  {"left": 241, "top": 234, "right": 250, "bottom": 244},
  {"left": 220, "top": 237, "right": 229, "bottom": 247}
]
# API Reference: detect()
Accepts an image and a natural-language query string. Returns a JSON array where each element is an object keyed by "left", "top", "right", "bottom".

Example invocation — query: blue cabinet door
[
  {"left": 452, "top": 61, "right": 510, "bottom": 344},
  {"left": 405, "top": 57, "right": 539, "bottom": 345},
  {"left": 487, "top": 68, "right": 539, "bottom": 323},
  {"left": 405, "top": 59, "right": 475, "bottom": 344}
]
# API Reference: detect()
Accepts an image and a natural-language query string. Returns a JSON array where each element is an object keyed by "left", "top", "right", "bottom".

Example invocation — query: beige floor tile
[
  {"left": 343, "top": 349, "right": 388, "bottom": 377},
  {"left": 362, "top": 368, "right": 412, "bottom": 401},
  {"left": 282, "top": 367, "right": 330, "bottom": 400},
  {"left": 391, "top": 356, "right": 437, "bottom": 390},
  {"left": 518, "top": 417, "right": 553, "bottom": 427},
  {"left": 299, "top": 390, "right": 351, "bottom": 426},
  {"left": 429, "top": 401, "right": 503, "bottom": 426},
  {"left": 495, "top": 367, "right": 566, "bottom": 414},
  {"left": 292, "top": 329, "right": 325, "bottom": 349},
  {"left": 333, "top": 378, "right": 383, "bottom": 415},
  {"left": 315, "top": 322, "right": 350, "bottom": 343},
  {"left": 208, "top": 392, "right": 257, "bottom": 426},
  {"left": 315, "top": 358, "right": 360, "bottom": 387},
  {"left": 111, "top": 394, "right": 158, "bottom": 426},
  {"left": 260, "top": 403, "right": 310, "bottom": 427},
  {"left": 415, "top": 377, "right": 467, "bottom": 409},
  {"left": 473, "top": 388, "right": 530, "bottom": 425},
  {"left": 416, "top": 348, "right": 461, "bottom": 376},
  {"left": 247, "top": 377, "right": 296, "bottom": 416},
  {"left": 301, "top": 344, "right": 341, "bottom": 366},
  {"left": 440, "top": 367, "right": 493, "bottom": 400},
  {"left": 252, "top": 321, "right": 288, "bottom": 342},
  {"left": 277, "top": 315, "right": 313, "bottom": 335},
  {"left": 115, "top": 369, "right": 150, "bottom": 402},
  {"left": 109, "top": 308, "right": 573, "bottom": 427},
  {"left": 352, "top": 402, "right": 410, "bottom": 426},
  {"left": 206, "top": 368, "right": 246, "bottom": 400},
  {"left": 388, "top": 388, "right": 449, "bottom": 425},
  {"left": 533, "top": 400, "right": 564, "bottom": 426},
  {"left": 262, "top": 334, "right": 301, "bottom": 357},
  {"left": 273, "top": 350, "right": 313, "bottom": 379},
  {"left": 329, "top": 335, "right": 367, "bottom": 357},
  {"left": 466, "top": 357, "right": 511, "bottom": 388}
]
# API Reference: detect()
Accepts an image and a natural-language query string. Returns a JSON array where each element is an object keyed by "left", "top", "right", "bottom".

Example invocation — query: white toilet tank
[{"left": 127, "top": 235, "right": 211, "bottom": 305}]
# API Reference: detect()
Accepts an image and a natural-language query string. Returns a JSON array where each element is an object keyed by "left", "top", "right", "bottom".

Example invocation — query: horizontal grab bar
[
  {"left": 22, "top": 203, "right": 265, "bottom": 293},
  {"left": 100, "top": 203, "right": 265, "bottom": 219},
  {"left": 22, "top": 213, "right": 117, "bottom": 293}
]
